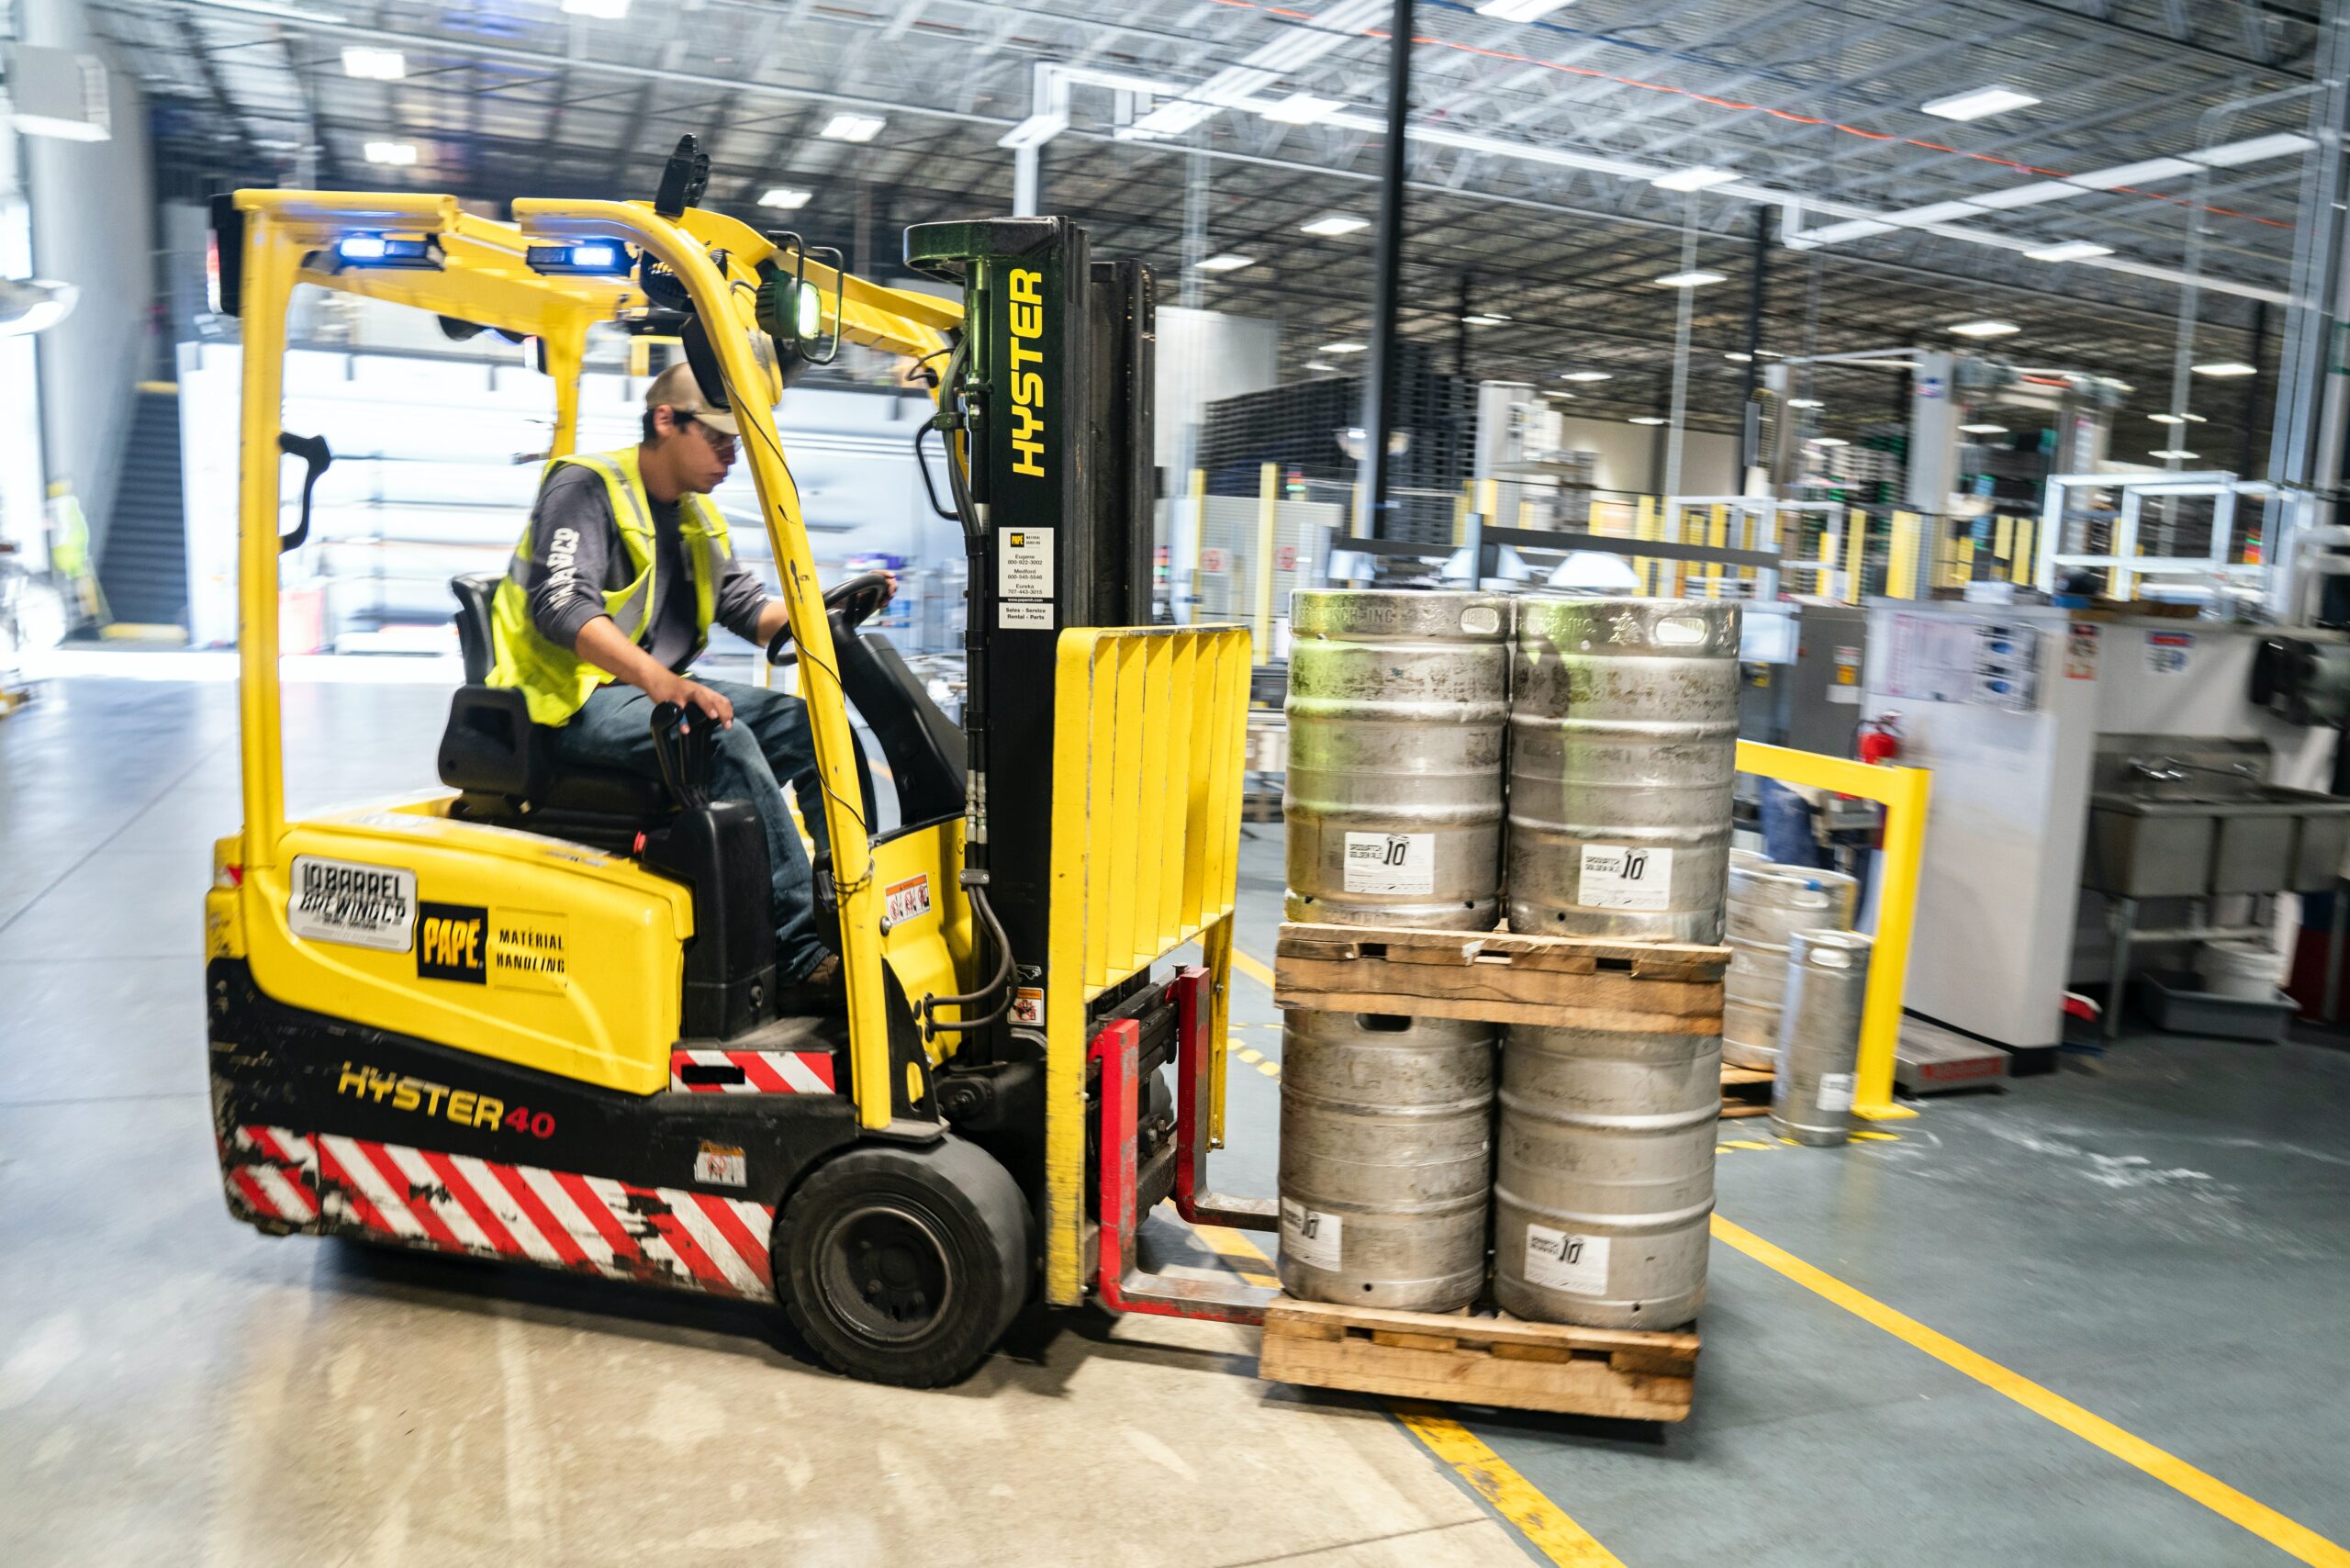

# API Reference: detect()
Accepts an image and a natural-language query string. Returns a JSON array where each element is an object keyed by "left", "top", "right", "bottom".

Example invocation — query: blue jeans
[{"left": 552, "top": 678, "right": 832, "bottom": 982}]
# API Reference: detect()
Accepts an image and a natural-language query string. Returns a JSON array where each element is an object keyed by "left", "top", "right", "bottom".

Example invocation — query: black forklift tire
[{"left": 777, "top": 1136, "right": 1033, "bottom": 1388}]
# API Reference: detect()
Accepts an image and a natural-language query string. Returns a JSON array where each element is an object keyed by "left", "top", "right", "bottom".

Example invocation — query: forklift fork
[{"left": 1090, "top": 965, "right": 1278, "bottom": 1325}]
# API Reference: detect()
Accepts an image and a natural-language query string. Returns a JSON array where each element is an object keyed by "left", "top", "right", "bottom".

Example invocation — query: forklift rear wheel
[{"left": 778, "top": 1137, "right": 1032, "bottom": 1387}]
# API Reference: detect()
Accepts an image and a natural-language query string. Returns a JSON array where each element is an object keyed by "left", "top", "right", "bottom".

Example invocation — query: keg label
[
  {"left": 1342, "top": 831, "right": 1435, "bottom": 895},
  {"left": 1817, "top": 1072, "right": 1856, "bottom": 1114},
  {"left": 1578, "top": 845, "right": 1673, "bottom": 911},
  {"left": 1280, "top": 1198, "right": 1343, "bottom": 1271},
  {"left": 1525, "top": 1225, "right": 1609, "bottom": 1296}
]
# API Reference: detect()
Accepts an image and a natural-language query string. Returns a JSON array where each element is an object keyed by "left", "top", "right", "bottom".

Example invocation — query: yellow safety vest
[{"left": 487, "top": 446, "right": 732, "bottom": 726}]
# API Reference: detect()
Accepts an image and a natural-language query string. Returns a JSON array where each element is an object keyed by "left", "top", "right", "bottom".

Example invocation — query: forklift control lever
[{"left": 647, "top": 699, "right": 717, "bottom": 809}]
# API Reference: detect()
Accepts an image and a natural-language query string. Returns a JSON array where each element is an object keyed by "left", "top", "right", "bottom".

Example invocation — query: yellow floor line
[
  {"left": 1711, "top": 1215, "right": 2350, "bottom": 1568},
  {"left": 1203, "top": 1208, "right": 1626, "bottom": 1568},
  {"left": 1229, "top": 946, "right": 1277, "bottom": 990},
  {"left": 1393, "top": 1406, "right": 1630, "bottom": 1568}
]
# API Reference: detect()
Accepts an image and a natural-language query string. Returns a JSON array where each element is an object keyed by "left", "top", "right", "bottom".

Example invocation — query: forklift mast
[{"left": 904, "top": 218, "right": 1156, "bottom": 1053}]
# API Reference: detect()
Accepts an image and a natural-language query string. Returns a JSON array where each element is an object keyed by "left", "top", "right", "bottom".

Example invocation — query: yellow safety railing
[
  {"left": 1736, "top": 741, "right": 1931, "bottom": 1122},
  {"left": 1044, "top": 624, "right": 1251, "bottom": 1303}
]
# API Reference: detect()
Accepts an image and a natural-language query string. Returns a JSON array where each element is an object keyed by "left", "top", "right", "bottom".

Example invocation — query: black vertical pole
[
  {"left": 1358, "top": 0, "right": 1415, "bottom": 539},
  {"left": 1740, "top": 207, "right": 1768, "bottom": 468},
  {"left": 1454, "top": 269, "right": 1471, "bottom": 379},
  {"left": 2239, "top": 299, "right": 2271, "bottom": 480}
]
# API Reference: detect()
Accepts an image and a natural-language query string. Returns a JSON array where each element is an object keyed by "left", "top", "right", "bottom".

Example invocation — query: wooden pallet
[
  {"left": 1274, "top": 921, "right": 1726, "bottom": 1033},
  {"left": 1259, "top": 1296, "right": 1699, "bottom": 1421},
  {"left": 1720, "top": 1061, "right": 1774, "bottom": 1118}
]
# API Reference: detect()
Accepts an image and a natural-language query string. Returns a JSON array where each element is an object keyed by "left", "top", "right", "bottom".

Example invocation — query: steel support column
[{"left": 1355, "top": 0, "right": 1414, "bottom": 540}]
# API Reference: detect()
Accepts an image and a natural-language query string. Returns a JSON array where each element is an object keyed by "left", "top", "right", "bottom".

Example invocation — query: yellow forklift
[{"left": 207, "top": 139, "right": 1270, "bottom": 1387}]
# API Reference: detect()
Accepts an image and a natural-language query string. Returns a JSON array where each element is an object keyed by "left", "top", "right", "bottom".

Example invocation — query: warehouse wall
[
  {"left": 1559, "top": 416, "right": 1740, "bottom": 498},
  {"left": 21, "top": 0, "right": 156, "bottom": 558}
]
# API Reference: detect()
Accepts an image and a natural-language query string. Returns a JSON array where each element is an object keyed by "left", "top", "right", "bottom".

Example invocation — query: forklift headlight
[
  {"left": 527, "top": 241, "right": 632, "bottom": 276},
  {"left": 330, "top": 233, "right": 441, "bottom": 270}
]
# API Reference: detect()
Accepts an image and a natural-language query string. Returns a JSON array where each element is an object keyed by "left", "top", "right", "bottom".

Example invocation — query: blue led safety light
[
  {"left": 329, "top": 233, "right": 439, "bottom": 270},
  {"left": 525, "top": 242, "right": 632, "bottom": 276}
]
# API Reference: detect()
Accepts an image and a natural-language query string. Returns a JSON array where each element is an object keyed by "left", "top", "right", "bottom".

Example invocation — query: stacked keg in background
[
  {"left": 1722, "top": 863, "right": 1859, "bottom": 1070},
  {"left": 1279, "top": 589, "right": 1747, "bottom": 1330}
]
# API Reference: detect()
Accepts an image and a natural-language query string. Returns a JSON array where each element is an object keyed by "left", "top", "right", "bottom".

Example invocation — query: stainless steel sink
[{"left": 2087, "top": 783, "right": 2350, "bottom": 898}]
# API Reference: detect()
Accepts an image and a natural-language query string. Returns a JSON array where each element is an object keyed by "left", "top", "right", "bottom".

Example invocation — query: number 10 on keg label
[
  {"left": 1342, "top": 831, "right": 1435, "bottom": 895},
  {"left": 1578, "top": 844, "right": 1673, "bottom": 911},
  {"left": 1525, "top": 1225, "right": 1609, "bottom": 1296}
]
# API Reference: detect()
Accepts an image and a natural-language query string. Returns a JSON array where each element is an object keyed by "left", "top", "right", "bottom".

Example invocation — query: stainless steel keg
[
  {"left": 1507, "top": 598, "right": 1741, "bottom": 942},
  {"left": 1771, "top": 929, "right": 1874, "bottom": 1147},
  {"left": 1722, "top": 863, "right": 1859, "bottom": 1070},
  {"left": 1284, "top": 590, "right": 1512, "bottom": 931},
  {"left": 1493, "top": 1021, "right": 1718, "bottom": 1329},
  {"left": 1278, "top": 1010, "right": 1496, "bottom": 1311}
]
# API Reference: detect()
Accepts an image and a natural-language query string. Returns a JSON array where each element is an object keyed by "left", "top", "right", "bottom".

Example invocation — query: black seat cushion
[{"left": 437, "top": 685, "right": 673, "bottom": 818}]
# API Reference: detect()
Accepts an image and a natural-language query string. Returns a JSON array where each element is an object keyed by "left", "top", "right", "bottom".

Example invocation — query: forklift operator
[{"left": 486, "top": 361, "right": 890, "bottom": 991}]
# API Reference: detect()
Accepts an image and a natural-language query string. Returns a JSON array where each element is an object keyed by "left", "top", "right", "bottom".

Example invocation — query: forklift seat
[{"left": 436, "top": 574, "right": 675, "bottom": 820}]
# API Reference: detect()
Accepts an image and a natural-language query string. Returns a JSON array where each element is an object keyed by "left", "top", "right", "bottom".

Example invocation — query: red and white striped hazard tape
[
  {"left": 669, "top": 1048, "right": 837, "bottom": 1094},
  {"left": 222, "top": 1124, "right": 776, "bottom": 1300}
]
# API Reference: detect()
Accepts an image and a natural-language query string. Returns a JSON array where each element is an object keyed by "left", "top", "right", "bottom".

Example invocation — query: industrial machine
[{"left": 205, "top": 143, "right": 1259, "bottom": 1388}]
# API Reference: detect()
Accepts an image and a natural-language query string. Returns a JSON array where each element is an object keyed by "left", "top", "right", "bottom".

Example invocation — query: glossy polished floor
[{"left": 4, "top": 668, "right": 2347, "bottom": 1567}]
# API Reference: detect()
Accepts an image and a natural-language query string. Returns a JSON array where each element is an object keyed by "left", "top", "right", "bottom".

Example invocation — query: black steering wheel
[{"left": 767, "top": 570, "right": 893, "bottom": 666}]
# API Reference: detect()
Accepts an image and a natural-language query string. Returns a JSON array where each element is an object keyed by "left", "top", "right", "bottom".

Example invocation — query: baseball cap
[{"left": 644, "top": 361, "right": 740, "bottom": 437}]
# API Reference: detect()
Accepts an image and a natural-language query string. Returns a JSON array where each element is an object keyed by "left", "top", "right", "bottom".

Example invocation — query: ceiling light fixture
[
  {"left": 2149, "top": 412, "right": 2208, "bottom": 424},
  {"left": 1959, "top": 423, "right": 2009, "bottom": 435},
  {"left": 2024, "top": 240, "right": 2114, "bottom": 263},
  {"left": 1475, "top": 0, "right": 1574, "bottom": 17},
  {"left": 2193, "top": 361, "right": 2256, "bottom": 377},
  {"left": 1786, "top": 398, "right": 1823, "bottom": 409},
  {"left": 1320, "top": 342, "right": 1366, "bottom": 353},
  {"left": 1260, "top": 92, "right": 1342, "bottom": 126},
  {"left": 1810, "top": 436, "right": 1851, "bottom": 448},
  {"left": 1302, "top": 215, "right": 1370, "bottom": 237},
  {"left": 1560, "top": 370, "right": 1612, "bottom": 382},
  {"left": 363, "top": 140, "right": 418, "bottom": 166},
  {"left": 819, "top": 113, "right": 886, "bottom": 143},
  {"left": 561, "top": 0, "right": 630, "bottom": 17},
  {"left": 341, "top": 46, "right": 405, "bottom": 80},
  {"left": 2151, "top": 449, "right": 2199, "bottom": 460},
  {"left": 1655, "top": 269, "right": 1728, "bottom": 288},
  {"left": 1629, "top": 415, "right": 1667, "bottom": 425},
  {"left": 1723, "top": 352, "right": 1751, "bottom": 363},
  {"left": 1651, "top": 166, "right": 1738, "bottom": 193},
  {"left": 1198, "top": 253, "right": 1256, "bottom": 272},
  {"left": 1920, "top": 84, "right": 2039, "bottom": 122},
  {"left": 1304, "top": 361, "right": 1338, "bottom": 373},
  {"left": 1949, "top": 319, "right": 2021, "bottom": 338},
  {"left": 1461, "top": 312, "right": 1509, "bottom": 325},
  {"left": 758, "top": 187, "right": 812, "bottom": 210}
]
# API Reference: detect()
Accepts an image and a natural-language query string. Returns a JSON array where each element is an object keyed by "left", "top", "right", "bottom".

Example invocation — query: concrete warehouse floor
[{"left": 4, "top": 671, "right": 2349, "bottom": 1567}]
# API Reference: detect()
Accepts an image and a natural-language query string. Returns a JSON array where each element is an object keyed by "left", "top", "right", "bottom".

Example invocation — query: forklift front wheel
[{"left": 778, "top": 1137, "right": 1033, "bottom": 1387}]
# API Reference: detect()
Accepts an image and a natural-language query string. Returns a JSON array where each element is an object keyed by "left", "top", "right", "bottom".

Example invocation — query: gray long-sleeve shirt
[{"left": 520, "top": 463, "right": 773, "bottom": 672}]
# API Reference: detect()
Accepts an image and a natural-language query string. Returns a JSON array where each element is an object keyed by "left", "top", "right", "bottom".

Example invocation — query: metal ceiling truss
[{"left": 91, "top": 0, "right": 2318, "bottom": 467}]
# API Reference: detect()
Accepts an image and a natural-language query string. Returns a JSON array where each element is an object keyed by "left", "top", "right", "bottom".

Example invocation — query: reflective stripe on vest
[{"left": 485, "top": 446, "right": 733, "bottom": 728}]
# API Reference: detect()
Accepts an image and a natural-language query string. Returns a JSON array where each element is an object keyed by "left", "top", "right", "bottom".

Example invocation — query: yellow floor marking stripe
[
  {"left": 1201, "top": 1197, "right": 1628, "bottom": 1568},
  {"left": 1393, "top": 1406, "right": 1630, "bottom": 1568},
  {"left": 1711, "top": 1215, "right": 2350, "bottom": 1568},
  {"left": 1723, "top": 1139, "right": 1774, "bottom": 1150},
  {"left": 1255, "top": 1060, "right": 1281, "bottom": 1078},
  {"left": 1230, "top": 946, "right": 1278, "bottom": 990}
]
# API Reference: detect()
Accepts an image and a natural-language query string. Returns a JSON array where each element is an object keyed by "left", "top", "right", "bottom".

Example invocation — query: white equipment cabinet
[{"left": 1863, "top": 601, "right": 2333, "bottom": 1052}]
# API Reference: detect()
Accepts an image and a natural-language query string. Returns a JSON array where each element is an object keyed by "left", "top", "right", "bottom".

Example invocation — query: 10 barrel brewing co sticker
[
  {"left": 1578, "top": 844, "right": 1673, "bottom": 912},
  {"left": 1342, "top": 831, "right": 1435, "bottom": 896},
  {"left": 288, "top": 856, "right": 416, "bottom": 953}
]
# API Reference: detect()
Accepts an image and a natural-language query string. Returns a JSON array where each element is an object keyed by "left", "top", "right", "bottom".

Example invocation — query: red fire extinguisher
[{"left": 1857, "top": 712, "right": 1900, "bottom": 768}]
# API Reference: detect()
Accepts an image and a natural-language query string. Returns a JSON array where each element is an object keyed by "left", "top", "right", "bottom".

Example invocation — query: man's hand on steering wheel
[{"left": 767, "top": 569, "right": 899, "bottom": 666}]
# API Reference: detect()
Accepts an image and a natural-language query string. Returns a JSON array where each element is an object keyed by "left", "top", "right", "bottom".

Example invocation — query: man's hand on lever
[{"left": 574, "top": 613, "right": 734, "bottom": 729}]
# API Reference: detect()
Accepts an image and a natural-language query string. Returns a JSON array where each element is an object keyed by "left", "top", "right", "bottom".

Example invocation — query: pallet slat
[
  {"left": 1276, "top": 921, "right": 1728, "bottom": 1032},
  {"left": 1259, "top": 1296, "right": 1698, "bottom": 1422}
]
